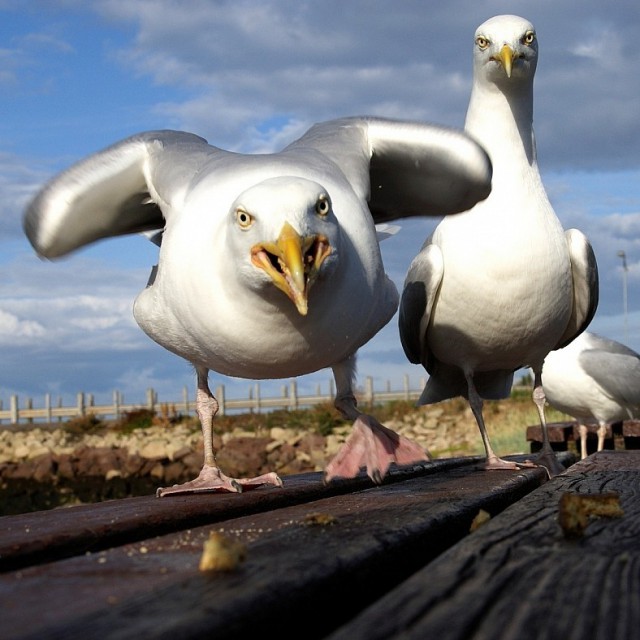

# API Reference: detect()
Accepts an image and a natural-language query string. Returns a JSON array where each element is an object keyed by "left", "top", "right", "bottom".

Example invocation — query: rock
[
  {"left": 27, "top": 446, "right": 52, "bottom": 460},
  {"left": 31, "top": 453, "right": 55, "bottom": 483},
  {"left": 139, "top": 440, "right": 169, "bottom": 460},
  {"left": 178, "top": 452, "right": 202, "bottom": 476},
  {"left": 13, "top": 444, "right": 30, "bottom": 459},
  {"left": 162, "top": 461, "right": 187, "bottom": 485},
  {"left": 216, "top": 436, "right": 271, "bottom": 477},
  {"left": 170, "top": 445, "right": 193, "bottom": 461},
  {"left": 149, "top": 463, "right": 165, "bottom": 480},
  {"left": 123, "top": 454, "right": 145, "bottom": 477}
]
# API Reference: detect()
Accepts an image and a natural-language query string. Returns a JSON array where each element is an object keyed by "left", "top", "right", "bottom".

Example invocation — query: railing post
[
  {"left": 77, "top": 392, "right": 85, "bottom": 417},
  {"left": 255, "top": 382, "right": 261, "bottom": 413},
  {"left": 289, "top": 379, "right": 298, "bottom": 410},
  {"left": 403, "top": 374, "right": 410, "bottom": 400},
  {"left": 182, "top": 386, "right": 189, "bottom": 414},
  {"left": 10, "top": 395, "right": 18, "bottom": 424},
  {"left": 146, "top": 388, "right": 156, "bottom": 412},
  {"left": 365, "top": 376, "right": 374, "bottom": 408},
  {"left": 45, "top": 393, "right": 52, "bottom": 422},
  {"left": 57, "top": 397, "right": 63, "bottom": 422},
  {"left": 26, "top": 398, "right": 33, "bottom": 424},
  {"left": 216, "top": 385, "right": 226, "bottom": 416},
  {"left": 113, "top": 390, "right": 121, "bottom": 420}
]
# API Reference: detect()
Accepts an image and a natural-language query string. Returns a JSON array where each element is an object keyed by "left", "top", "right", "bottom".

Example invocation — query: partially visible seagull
[
  {"left": 543, "top": 331, "right": 640, "bottom": 459},
  {"left": 24, "top": 116, "right": 492, "bottom": 495},
  {"left": 399, "top": 15, "right": 598, "bottom": 476}
]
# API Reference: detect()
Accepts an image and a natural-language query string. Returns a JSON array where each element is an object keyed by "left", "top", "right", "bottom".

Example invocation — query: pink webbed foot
[
  {"left": 325, "top": 414, "right": 431, "bottom": 484},
  {"left": 157, "top": 465, "right": 283, "bottom": 497}
]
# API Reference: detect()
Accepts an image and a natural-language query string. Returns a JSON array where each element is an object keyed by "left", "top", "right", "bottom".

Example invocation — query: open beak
[
  {"left": 251, "top": 221, "right": 332, "bottom": 316},
  {"left": 496, "top": 44, "right": 514, "bottom": 78}
]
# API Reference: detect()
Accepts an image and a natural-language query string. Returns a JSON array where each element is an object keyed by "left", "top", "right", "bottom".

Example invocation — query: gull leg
[
  {"left": 596, "top": 420, "right": 607, "bottom": 453},
  {"left": 530, "top": 368, "right": 565, "bottom": 476},
  {"left": 578, "top": 423, "right": 588, "bottom": 459},
  {"left": 157, "top": 367, "right": 282, "bottom": 497},
  {"left": 466, "top": 372, "right": 518, "bottom": 470},
  {"left": 324, "top": 357, "right": 430, "bottom": 484}
]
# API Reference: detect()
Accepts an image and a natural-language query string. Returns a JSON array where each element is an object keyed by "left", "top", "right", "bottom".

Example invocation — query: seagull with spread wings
[{"left": 24, "top": 116, "right": 491, "bottom": 495}]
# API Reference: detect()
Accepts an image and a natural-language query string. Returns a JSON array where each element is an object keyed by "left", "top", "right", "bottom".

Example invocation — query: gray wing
[
  {"left": 398, "top": 240, "right": 443, "bottom": 366},
  {"left": 580, "top": 346, "right": 640, "bottom": 409},
  {"left": 286, "top": 116, "right": 492, "bottom": 222},
  {"left": 555, "top": 228, "right": 599, "bottom": 349},
  {"left": 24, "top": 130, "right": 214, "bottom": 258}
]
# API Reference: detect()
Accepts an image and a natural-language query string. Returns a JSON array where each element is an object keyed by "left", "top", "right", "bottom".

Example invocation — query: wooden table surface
[{"left": 2, "top": 450, "right": 637, "bottom": 640}]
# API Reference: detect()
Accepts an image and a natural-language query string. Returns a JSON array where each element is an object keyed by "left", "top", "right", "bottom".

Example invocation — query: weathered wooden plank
[
  {"left": 526, "top": 421, "right": 574, "bottom": 451},
  {"left": 572, "top": 422, "right": 613, "bottom": 441},
  {"left": 623, "top": 420, "right": 640, "bottom": 450},
  {"left": 0, "top": 457, "right": 481, "bottom": 572},
  {"left": 328, "top": 450, "right": 640, "bottom": 640},
  {"left": 0, "top": 457, "right": 556, "bottom": 640}
]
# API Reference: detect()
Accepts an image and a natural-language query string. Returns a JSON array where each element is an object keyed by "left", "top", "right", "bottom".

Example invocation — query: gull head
[
  {"left": 230, "top": 176, "right": 337, "bottom": 316},
  {"left": 473, "top": 15, "right": 538, "bottom": 84}
]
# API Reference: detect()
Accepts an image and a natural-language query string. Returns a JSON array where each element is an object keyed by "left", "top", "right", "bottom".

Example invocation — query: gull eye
[
  {"left": 236, "top": 208, "right": 254, "bottom": 229},
  {"left": 523, "top": 31, "right": 536, "bottom": 45},
  {"left": 476, "top": 36, "right": 489, "bottom": 50},
  {"left": 315, "top": 195, "right": 331, "bottom": 217}
]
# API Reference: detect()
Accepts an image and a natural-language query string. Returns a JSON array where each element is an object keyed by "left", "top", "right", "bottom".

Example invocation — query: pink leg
[
  {"left": 324, "top": 359, "right": 430, "bottom": 484},
  {"left": 157, "top": 368, "right": 282, "bottom": 497}
]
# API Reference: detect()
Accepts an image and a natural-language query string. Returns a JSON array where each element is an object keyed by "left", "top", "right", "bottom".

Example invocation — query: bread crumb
[
  {"left": 470, "top": 508, "right": 491, "bottom": 532},
  {"left": 199, "top": 532, "right": 247, "bottom": 572},
  {"left": 302, "top": 512, "right": 337, "bottom": 526},
  {"left": 558, "top": 492, "right": 624, "bottom": 538}
]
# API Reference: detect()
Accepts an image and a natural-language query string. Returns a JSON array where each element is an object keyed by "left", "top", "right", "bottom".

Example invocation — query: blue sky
[{"left": 1, "top": 0, "right": 639, "bottom": 409}]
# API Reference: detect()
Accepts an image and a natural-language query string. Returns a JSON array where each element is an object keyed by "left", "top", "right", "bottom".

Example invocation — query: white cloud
[{"left": 0, "top": 308, "right": 45, "bottom": 342}]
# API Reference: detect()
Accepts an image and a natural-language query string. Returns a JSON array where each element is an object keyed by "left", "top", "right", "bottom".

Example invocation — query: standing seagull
[
  {"left": 399, "top": 15, "right": 598, "bottom": 475},
  {"left": 543, "top": 331, "right": 640, "bottom": 459},
  {"left": 24, "top": 116, "right": 492, "bottom": 495}
]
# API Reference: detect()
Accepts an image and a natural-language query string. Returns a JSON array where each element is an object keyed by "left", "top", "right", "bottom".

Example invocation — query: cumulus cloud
[
  {"left": 0, "top": 309, "right": 45, "bottom": 342},
  {"left": 85, "top": 0, "right": 640, "bottom": 170}
]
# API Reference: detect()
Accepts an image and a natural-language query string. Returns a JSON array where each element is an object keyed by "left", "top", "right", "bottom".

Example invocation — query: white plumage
[
  {"left": 399, "top": 15, "right": 598, "bottom": 475},
  {"left": 543, "top": 331, "right": 640, "bottom": 459},
  {"left": 24, "top": 116, "right": 492, "bottom": 495}
]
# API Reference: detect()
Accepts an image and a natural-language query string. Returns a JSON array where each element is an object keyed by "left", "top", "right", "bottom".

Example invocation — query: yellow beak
[
  {"left": 251, "top": 221, "right": 331, "bottom": 316},
  {"left": 497, "top": 44, "right": 514, "bottom": 78}
]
